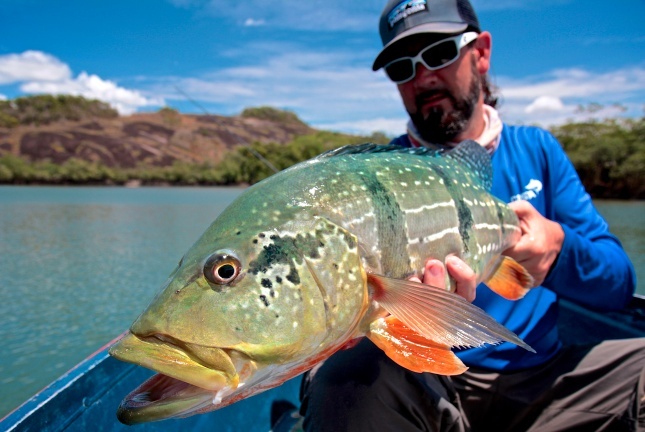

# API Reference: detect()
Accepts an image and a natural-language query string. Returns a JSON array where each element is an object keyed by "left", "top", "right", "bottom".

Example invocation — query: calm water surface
[
  {"left": 0, "top": 186, "right": 243, "bottom": 417},
  {"left": 0, "top": 187, "right": 642, "bottom": 418}
]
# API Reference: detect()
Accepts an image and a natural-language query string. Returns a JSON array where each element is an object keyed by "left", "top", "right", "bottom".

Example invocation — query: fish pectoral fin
[
  {"left": 485, "top": 256, "right": 534, "bottom": 300},
  {"left": 367, "top": 274, "right": 534, "bottom": 352},
  {"left": 367, "top": 316, "right": 467, "bottom": 375}
]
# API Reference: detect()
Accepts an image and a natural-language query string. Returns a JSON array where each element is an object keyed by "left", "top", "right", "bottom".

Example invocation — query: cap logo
[{"left": 387, "top": 0, "right": 428, "bottom": 29}]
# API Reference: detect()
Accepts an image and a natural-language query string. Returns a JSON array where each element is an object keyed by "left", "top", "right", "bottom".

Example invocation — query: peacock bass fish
[{"left": 109, "top": 141, "right": 534, "bottom": 424}]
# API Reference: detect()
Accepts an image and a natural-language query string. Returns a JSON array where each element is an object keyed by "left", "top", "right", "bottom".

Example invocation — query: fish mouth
[{"left": 109, "top": 332, "right": 253, "bottom": 425}]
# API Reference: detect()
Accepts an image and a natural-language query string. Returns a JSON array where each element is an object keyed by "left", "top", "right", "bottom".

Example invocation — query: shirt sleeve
[{"left": 539, "top": 131, "right": 636, "bottom": 310}]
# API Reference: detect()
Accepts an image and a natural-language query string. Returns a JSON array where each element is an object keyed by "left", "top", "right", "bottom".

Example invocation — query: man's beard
[{"left": 409, "top": 60, "right": 482, "bottom": 145}]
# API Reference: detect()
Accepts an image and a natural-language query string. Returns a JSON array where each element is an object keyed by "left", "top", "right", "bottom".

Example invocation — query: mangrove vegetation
[{"left": 0, "top": 95, "right": 642, "bottom": 199}]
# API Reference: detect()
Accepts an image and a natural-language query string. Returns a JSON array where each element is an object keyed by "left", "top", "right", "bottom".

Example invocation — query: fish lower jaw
[
  {"left": 109, "top": 332, "right": 240, "bottom": 392},
  {"left": 117, "top": 373, "right": 217, "bottom": 425}
]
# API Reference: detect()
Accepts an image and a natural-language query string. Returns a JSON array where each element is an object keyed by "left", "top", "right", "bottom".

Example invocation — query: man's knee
[{"left": 299, "top": 339, "right": 466, "bottom": 431}]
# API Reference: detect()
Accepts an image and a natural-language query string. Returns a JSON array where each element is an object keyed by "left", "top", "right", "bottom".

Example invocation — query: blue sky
[{"left": 0, "top": 0, "right": 643, "bottom": 136}]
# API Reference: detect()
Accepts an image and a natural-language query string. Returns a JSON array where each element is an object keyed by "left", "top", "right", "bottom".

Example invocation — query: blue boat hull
[
  {"left": 2, "top": 296, "right": 644, "bottom": 431},
  {"left": 0, "top": 341, "right": 300, "bottom": 432}
]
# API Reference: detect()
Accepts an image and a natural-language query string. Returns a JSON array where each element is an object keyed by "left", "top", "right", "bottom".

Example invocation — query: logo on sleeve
[{"left": 510, "top": 179, "right": 543, "bottom": 202}]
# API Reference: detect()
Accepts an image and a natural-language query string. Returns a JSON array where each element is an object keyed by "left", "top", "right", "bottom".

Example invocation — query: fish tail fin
[
  {"left": 367, "top": 316, "right": 468, "bottom": 375},
  {"left": 485, "top": 256, "right": 534, "bottom": 300}
]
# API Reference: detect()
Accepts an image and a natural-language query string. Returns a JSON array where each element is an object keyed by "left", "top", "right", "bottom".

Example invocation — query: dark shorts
[{"left": 299, "top": 338, "right": 645, "bottom": 432}]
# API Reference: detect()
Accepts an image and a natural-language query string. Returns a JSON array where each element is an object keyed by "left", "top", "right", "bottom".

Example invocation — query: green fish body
[{"left": 109, "top": 141, "right": 533, "bottom": 424}]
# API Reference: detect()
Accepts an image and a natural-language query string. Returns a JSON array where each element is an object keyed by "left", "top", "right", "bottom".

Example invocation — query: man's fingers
[
  {"left": 508, "top": 199, "right": 534, "bottom": 217},
  {"left": 446, "top": 256, "right": 477, "bottom": 302},
  {"left": 407, "top": 258, "right": 477, "bottom": 303},
  {"left": 421, "top": 259, "right": 446, "bottom": 287}
]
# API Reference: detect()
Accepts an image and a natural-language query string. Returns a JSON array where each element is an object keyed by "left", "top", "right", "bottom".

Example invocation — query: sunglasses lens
[
  {"left": 385, "top": 59, "right": 414, "bottom": 83},
  {"left": 421, "top": 40, "right": 459, "bottom": 69},
  {"left": 383, "top": 36, "right": 466, "bottom": 83}
]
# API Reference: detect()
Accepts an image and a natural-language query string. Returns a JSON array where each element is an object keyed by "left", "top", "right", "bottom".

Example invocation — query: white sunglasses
[{"left": 384, "top": 32, "right": 479, "bottom": 84}]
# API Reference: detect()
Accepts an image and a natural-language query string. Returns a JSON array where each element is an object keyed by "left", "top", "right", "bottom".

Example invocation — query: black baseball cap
[{"left": 373, "top": 0, "right": 481, "bottom": 71}]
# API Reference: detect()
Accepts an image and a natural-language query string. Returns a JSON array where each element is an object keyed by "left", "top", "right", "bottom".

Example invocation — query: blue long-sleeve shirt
[{"left": 391, "top": 125, "right": 636, "bottom": 371}]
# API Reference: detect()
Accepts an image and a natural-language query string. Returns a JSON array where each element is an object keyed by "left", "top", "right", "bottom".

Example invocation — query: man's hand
[
  {"left": 409, "top": 256, "right": 477, "bottom": 302},
  {"left": 504, "top": 200, "right": 565, "bottom": 287}
]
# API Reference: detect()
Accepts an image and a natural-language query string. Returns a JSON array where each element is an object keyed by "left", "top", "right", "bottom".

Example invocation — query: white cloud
[
  {"left": 147, "top": 39, "right": 645, "bottom": 134},
  {"left": 153, "top": 47, "right": 401, "bottom": 128},
  {"left": 0, "top": 51, "right": 164, "bottom": 115},
  {"left": 497, "top": 66, "right": 645, "bottom": 127},
  {"left": 172, "top": 0, "right": 377, "bottom": 31},
  {"left": 22, "top": 72, "right": 164, "bottom": 115},
  {"left": 314, "top": 117, "right": 408, "bottom": 137},
  {"left": 0, "top": 94, "right": 6, "bottom": 101},
  {"left": 499, "top": 67, "right": 645, "bottom": 101},
  {"left": 244, "top": 18, "right": 265, "bottom": 27},
  {"left": 524, "top": 96, "right": 565, "bottom": 114},
  {"left": 0, "top": 51, "right": 71, "bottom": 85}
]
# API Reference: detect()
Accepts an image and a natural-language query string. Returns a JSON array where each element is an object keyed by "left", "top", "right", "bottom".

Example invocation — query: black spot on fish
[
  {"left": 259, "top": 233, "right": 266, "bottom": 238},
  {"left": 495, "top": 201, "right": 506, "bottom": 233},
  {"left": 261, "top": 278, "right": 273, "bottom": 289},
  {"left": 259, "top": 295, "right": 270, "bottom": 307},
  {"left": 270, "top": 289, "right": 275, "bottom": 298},
  {"left": 295, "top": 233, "right": 324, "bottom": 260},
  {"left": 253, "top": 239, "right": 258, "bottom": 244},
  {"left": 270, "top": 235, "right": 278, "bottom": 240},
  {"left": 341, "top": 230, "right": 357, "bottom": 249},
  {"left": 456, "top": 198, "right": 474, "bottom": 250},
  {"left": 236, "top": 230, "right": 242, "bottom": 235},
  {"left": 275, "top": 276, "right": 282, "bottom": 284},
  {"left": 251, "top": 241, "right": 297, "bottom": 275},
  {"left": 286, "top": 267, "right": 300, "bottom": 285}
]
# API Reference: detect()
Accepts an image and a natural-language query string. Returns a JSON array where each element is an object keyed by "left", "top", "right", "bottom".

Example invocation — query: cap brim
[{"left": 372, "top": 22, "right": 468, "bottom": 71}]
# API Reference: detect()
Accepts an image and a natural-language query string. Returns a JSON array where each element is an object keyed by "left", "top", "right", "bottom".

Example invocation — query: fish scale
[{"left": 108, "top": 140, "right": 533, "bottom": 425}]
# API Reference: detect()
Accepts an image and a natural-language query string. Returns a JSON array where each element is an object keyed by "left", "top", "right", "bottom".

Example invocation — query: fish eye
[{"left": 203, "top": 253, "right": 241, "bottom": 286}]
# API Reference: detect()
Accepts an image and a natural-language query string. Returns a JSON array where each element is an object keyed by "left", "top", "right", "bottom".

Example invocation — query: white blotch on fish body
[
  {"left": 404, "top": 200, "right": 455, "bottom": 215},
  {"left": 408, "top": 227, "right": 460, "bottom": 245},
  {"left": 474, "top": 223, "right": 501, "bottom": 231}
]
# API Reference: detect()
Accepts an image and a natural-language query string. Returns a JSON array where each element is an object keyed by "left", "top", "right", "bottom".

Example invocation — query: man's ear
[{"left": 473, "top": 31, "right": 492, "bottom": 74}]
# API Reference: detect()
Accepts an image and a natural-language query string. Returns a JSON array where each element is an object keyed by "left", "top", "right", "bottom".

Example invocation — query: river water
[{"left": 0, "top": 186, "right": 643, "bottom": 418}]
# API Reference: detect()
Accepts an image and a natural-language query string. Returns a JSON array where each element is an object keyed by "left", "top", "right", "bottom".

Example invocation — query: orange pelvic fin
[
  {"left": 485, "top": 256, "right": 534, "bottom": 300},
  {"left": 367, "top": 316, "right": 467, "bottom": 375},
  {"left": 367, "top": 273, "right": 534, "bottom": 353}
]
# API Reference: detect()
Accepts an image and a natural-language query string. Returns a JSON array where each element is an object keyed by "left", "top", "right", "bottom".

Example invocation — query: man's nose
[{"left": 412, "top": 62, "right": 440, "bottom": 85}]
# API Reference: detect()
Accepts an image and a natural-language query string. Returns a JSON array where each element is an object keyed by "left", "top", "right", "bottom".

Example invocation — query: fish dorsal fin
[
  {"left": 367, "top": 274, "right": 534, "bottom": 352},
  {"left": 445, "top": 140, "right": 493, "bottom": 191},
  {"left": 320, "top": 141, "right": 493, "bottom": 191},
  {"left": 319, "top": 143, "right": 445, "bottom": 158}
]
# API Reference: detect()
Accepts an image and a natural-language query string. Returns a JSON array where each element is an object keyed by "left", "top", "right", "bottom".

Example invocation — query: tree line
[
  {"left": 0, "top": 130, "right": 389, "bottom": 186},
  {"left": 0, "top": 96, "right": 642, "bottom": 199},
  {"left": 551, "top": 117, "right": 644, "bottom": 199}
]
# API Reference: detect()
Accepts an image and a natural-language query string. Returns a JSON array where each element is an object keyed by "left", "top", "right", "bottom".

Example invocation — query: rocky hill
[{"left": 0, "top": 96, "right": 315, "bottom": 168}]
